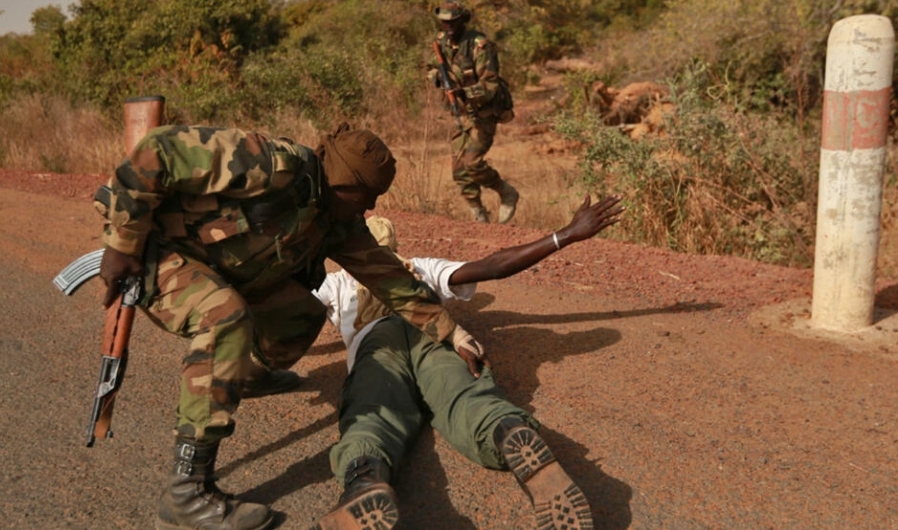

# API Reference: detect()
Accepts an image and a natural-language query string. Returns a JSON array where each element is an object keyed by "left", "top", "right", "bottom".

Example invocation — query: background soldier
[
  {"left": 429, "top": 1, "right": 520, "bottom": 224},
  {"left": 97, "top": 122, "right": 474, "bottom": 530}
]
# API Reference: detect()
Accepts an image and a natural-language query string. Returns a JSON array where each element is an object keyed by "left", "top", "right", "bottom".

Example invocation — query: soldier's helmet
[{"left": 434, "top": 2, "right": 471, "bottom": 23}]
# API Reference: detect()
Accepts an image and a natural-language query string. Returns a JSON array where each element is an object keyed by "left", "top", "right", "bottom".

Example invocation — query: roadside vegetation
[{"left": 1, "top": 0, "right": 897, "bottom": 272}]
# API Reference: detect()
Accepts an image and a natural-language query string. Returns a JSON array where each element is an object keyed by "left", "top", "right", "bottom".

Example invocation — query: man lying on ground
[{"left": 309, "top": 195, "right": 624, "bottom": 530}]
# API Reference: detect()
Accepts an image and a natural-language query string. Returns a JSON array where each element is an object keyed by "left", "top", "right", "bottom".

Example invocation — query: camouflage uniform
[
  {"left": 102, "top": 125, "right": 456, "bottom": 442},
  {"left": 431, "top": 4, "right": 519, "bottom": 224}
]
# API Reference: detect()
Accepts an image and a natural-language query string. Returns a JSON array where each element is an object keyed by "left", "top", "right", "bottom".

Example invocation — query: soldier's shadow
[
  {"left": 224, "top": 292, "right": 710, "bottom": 526},
  {"left": 448, "top": 293, "right": 720, "bottom": 408},
  {"left": 538, "top": 427, "right": 633, "bottom": 530},
  {"left": 428, "top": 292, "right": 716, "bottom": 526},
  {"left": 396, "top": 424, "right": 633, "bottom": 530},
  {"left": 393, "top": 429, "right": 480, "bottom": 530}
]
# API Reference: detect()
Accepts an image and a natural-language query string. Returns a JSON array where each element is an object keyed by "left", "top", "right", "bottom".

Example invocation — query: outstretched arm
[{"left": 447, "top": 194, "right": 624, "bottom": 286}]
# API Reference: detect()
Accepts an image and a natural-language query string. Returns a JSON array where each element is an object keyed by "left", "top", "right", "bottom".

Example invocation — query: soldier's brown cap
[
  {"left": 435, "top": 2, "right": 469, "bottom": 21},
  {"left": 317, "top": 122, "right": 396, "bottom": 195}
]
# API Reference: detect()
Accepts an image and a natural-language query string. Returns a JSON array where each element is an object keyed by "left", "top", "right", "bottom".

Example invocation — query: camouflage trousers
[
  {"left": 328, "top": 315, "right": 536, "bottom": 485},
  {"left": 450, "top": 116, "right": 504, "bottom": 201},
  {"left": 142, "top": 249, "right": 326, "bottom": 442}
]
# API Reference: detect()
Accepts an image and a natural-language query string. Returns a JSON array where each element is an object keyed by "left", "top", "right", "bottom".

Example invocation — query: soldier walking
[{"left": 429, "top": 1, "right": 520, "bottom": 224}]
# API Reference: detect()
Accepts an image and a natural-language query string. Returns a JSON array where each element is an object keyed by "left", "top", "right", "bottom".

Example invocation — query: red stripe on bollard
[{"left": 821, "top": 87, "right": 891, "bottom": 151}]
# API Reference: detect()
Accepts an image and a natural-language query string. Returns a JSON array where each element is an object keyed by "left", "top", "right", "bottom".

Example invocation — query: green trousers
[
  {"left": 329, "top": 315, "right": 536, "bottom": 485},
  {"left": 450, "top": 116, "right": 503, "bottom": 201}
]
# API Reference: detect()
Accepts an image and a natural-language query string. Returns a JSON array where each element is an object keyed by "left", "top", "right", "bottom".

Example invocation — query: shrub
[{"left": 556, "top": 61, "right": 818, "bottom": 267}]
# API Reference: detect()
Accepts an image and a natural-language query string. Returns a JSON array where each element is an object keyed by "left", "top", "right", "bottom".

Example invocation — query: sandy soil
[{"left": 1, "top": 168, "right": 897, "bottom": 530}]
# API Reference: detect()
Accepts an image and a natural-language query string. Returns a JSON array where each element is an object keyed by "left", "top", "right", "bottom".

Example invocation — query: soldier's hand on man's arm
[
  {"left": 452, "top": 324, "right": 490, "bottom": 378},
  {"left": 99, "top": 246, "right": 145, "bottom": 309}
]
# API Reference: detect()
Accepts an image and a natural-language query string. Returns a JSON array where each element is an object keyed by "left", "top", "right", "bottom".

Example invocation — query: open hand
[{"left": 559, "top": 195, "right": 625, "bottom": 245}]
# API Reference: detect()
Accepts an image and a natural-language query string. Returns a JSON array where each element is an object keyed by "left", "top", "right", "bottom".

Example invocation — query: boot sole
[
  {"left": 311, "top": 486, "right": 399, "bottom": 530},
  {"left": 501, "top": 427, "right": 594, "bottom": 530}
]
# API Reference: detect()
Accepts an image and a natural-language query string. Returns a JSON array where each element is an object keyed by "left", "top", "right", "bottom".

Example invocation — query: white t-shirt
[{"left": 312, "top": 257, "right": 476, "bottom": 371}]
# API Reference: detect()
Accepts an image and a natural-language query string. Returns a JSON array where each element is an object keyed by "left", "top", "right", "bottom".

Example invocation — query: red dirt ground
[{"left": 1, "top": 168, "right": 897, "bottom": 529}]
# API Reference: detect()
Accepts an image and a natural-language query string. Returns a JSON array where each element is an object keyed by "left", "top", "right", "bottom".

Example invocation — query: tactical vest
[{"left": 439, "top": 31, "right": 514, "bottom": 123}]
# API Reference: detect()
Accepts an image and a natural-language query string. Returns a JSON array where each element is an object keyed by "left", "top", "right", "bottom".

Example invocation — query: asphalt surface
[{"left": 2, "top": 187, "right": 897, "bottom": 530}]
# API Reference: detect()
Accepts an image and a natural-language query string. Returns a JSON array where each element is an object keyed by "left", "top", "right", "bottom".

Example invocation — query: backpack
[{"left": 493, "top": 76, "right": 515, "bottom": 123}]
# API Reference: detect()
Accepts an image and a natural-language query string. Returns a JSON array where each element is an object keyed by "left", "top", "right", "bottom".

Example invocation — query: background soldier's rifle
[{"left": 432, "top": 40, "right": 464, "bottom": 131}]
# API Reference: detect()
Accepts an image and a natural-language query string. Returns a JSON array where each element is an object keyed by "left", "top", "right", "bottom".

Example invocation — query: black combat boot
[
  {"left": 310, "top": 456, "right": 399, "bottom": 530},
  {"left": 493, "top": 417, "right": 594, "bottom": 530},
  {"left": 156, "top": 436, "right": 273, "bottom": 530},
  {"left": 241, "top": 351, "right": 304, "bottom": 399}
]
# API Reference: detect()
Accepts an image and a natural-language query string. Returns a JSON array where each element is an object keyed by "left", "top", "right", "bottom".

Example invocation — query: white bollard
[{"left": 812, "top": 15, "right": 894, "bottom": 331}]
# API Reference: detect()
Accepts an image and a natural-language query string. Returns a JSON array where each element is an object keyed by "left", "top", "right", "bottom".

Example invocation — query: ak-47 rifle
[
  {"left": 57, "top": 95, "right": 162, "bottom": 448},
  {"left": 432, "top": 40, "right": 464, "bottom": 131},
  {"left": 86, "top": 275, "right": 141, "bottom": 447},
  {"left": 53, "top": 248, "right": 142, "bottom": 447}
]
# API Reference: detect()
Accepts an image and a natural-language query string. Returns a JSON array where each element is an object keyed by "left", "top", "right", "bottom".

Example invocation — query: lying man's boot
[
  {"left": 242, "top": 351, "right": 304, "bottom": 399},
  {"left": 493, "top": 417, "right": 594, "bottom": 530},
  {"left": 311, "top": 456, "right": 399, "bottom": 530},
  {"left": 495, "top": 181, "right": 519, "bottom": 224},
  {"left": 156, "top": 436, "right": 273, "bottom": 530}
]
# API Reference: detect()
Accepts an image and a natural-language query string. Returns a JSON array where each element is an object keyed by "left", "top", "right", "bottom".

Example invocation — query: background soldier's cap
[{"left": 434, "top": 2, "right": 469, "bottom": 22}]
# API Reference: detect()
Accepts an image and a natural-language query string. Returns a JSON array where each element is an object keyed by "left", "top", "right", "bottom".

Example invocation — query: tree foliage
[{"left": 10, "top": 0, "right": 659, "bottom": 123}]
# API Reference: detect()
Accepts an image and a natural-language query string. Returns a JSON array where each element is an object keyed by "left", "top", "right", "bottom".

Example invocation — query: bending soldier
[
  {"left": 429, "top": 1, "right": 520, "bottom": 224},
  {"left": 97, "top": 122, "right": 473, "bottom": 530}
]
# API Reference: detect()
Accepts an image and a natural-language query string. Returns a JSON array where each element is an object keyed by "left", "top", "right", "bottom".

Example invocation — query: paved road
[{"left": 2, "top": 188, "right": 897, "bottom": 530}]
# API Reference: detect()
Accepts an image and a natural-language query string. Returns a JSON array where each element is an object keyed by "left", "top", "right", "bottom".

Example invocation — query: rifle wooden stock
[
  {"left": 86, "top": 277, "right": 140, "bottom": 447},
  {"left": 432, "top": 40, "right": 464, "bottom": 130}
]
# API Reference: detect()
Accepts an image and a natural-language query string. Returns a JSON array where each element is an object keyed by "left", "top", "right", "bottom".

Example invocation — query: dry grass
[
  {"left": 878, "top": 193, "right": 898, "bottom": 277},
  {"left": 385, "top": 120, "right": 584, "bottom": 230},
  {"left": 371, "top": 88, "right": 586, "bottom": 232},
  {"left": 0, "top": 94, "right": 122, "bottom": 173},
  {"left": 3, "top": 93, "right": 897, "bottom": 276}
]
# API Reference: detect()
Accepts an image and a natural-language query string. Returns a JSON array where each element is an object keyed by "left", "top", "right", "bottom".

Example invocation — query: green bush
[{"left": 556, "top": 61, "right": 818, "bottom": 267}]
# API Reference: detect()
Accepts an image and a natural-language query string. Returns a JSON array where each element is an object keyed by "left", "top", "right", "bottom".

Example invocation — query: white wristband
[{"left": 552, "top": 232, "right": 560, "bottom": 250}]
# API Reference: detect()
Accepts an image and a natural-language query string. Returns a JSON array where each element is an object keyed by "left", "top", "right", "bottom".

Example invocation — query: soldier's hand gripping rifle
[
  {"left": 53, "top": 247, "right": 142, "bottom": 447},
  {"left": 432, "top": 40, "right": 464, "bottom": 131}
]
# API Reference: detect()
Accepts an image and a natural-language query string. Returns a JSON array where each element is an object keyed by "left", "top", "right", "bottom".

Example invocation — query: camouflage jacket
[
  {"left": 434, "top": 29, "right": 503, "bottom": 114},
  {"left": 101, "top": 125, "right": 456, "bottom": 342}
]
